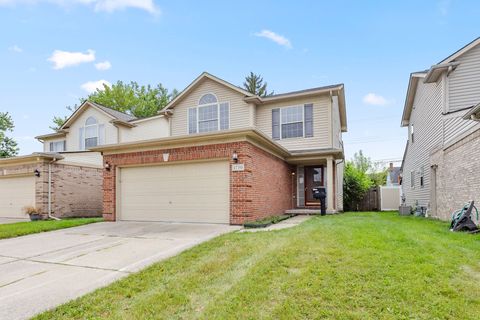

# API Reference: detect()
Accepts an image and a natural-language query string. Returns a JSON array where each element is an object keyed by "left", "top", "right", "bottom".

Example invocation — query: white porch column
[{"left": 326, "top": 157, "right": 335, "bottom": 213}]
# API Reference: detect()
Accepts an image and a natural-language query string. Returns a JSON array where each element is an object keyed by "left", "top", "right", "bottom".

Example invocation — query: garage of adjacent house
[
  {"left": 0, "top": 175, "right": 35, "bottom": 219},
  {"left": 118, "top": 161, "right": 230, "bottom": 224}
]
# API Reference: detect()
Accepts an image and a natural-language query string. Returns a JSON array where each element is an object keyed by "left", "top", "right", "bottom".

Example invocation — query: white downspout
[{"left": 48, "top": 158, "right": 61, "bottom": 220}]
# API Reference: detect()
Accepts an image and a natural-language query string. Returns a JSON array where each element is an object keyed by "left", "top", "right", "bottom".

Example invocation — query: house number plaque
[{"left": 231, "top": 164, "right": 245, "bottom": 172}]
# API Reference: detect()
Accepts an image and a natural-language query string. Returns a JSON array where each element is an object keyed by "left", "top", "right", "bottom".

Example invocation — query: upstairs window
[
  {"left": 79, "top": 116, "right": 105, "bottom": 150},
  {"left": 85, "top": 117, "right": 99, "bottom": 148},
  {"left": 49, "top": 140, "right": 66, "bottom": 152},
  {"left": 281, "top": 106, "right": 304, "bottom": 139},
  {"left": 188, "top": 94, "right": 229, "bottom": 134},
  {"left": 272, "top": 104, "right": 313, "bottom": 140}
]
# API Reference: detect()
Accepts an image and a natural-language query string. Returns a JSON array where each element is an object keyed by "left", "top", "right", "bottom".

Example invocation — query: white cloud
[
  {"left": 95, "top": 60, "right": 111, "bottom": 70},
  {"left": 8, "top": 44, "right": 23, "bottom": 53},
  {"left": 48, "top": 49, "right": 95, "bottom": 69},
  {"left": 91, "top": 0, "right": 159, "bottom": 15},
  {"left": 81, "top": 79, "right": 111, "bottom": 93},
  {"left": 0, "top": 0, "right": 160, "bottom": 15},
  {"left": 363, "top": 93, "right": 389, "bottom": 106},
  {"left": 254, "top": 29, "right": 292, "bottom": 48}
]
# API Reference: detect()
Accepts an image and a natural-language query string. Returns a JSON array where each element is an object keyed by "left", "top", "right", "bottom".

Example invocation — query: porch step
[{"left": 285, "top": 209, "right": 321, "bottom": 215}]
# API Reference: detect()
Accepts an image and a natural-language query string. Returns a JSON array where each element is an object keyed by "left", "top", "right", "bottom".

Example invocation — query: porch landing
[
  {"left": 285, "top": 209, "right": 337, "bottom": 215},
  {"left": 286, "top": 209, "right": 320, "bottom": 215}
]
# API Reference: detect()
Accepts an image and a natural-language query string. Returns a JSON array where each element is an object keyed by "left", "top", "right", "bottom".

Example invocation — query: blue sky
[{"left": 1, "top": 0, "right": 479, "bottom": 166}]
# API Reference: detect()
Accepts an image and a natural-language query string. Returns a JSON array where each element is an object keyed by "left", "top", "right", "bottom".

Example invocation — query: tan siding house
[
  {"left": 401, "top": 38, "right": 480, "bottom": 220},
  {"left": 93, "top": 72, "right": 347, "bottom": 225}
]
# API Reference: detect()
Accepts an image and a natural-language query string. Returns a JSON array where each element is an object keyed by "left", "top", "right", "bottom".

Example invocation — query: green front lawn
[
  {"left": 36, "top": 212, "right": 480, "bottom": 319},
  {"left": 0, "top": 218, "right": 103, "bottom": 240}
]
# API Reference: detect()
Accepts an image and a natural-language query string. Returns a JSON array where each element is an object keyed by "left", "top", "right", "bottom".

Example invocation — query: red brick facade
[{"left": 102, "top": 141, "right": 294, "bottom": 225}]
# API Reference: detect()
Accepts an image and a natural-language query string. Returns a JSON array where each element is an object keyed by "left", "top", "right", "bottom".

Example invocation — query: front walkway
[
  {"left": 0, "top": 221, "right": 239, "bottom": 320},
  {"left": 241, "top": 215, "right": 312, "bottom": 232}
]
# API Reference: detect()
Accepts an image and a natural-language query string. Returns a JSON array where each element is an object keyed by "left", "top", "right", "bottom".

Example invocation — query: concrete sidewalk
[{"left": 0, "top": 221, "right": 239, "bottom": 320}]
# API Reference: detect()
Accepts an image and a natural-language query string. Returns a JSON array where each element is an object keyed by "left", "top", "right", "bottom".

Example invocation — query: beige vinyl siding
[
  {"left": 448, "top": 43, "right": 480, "bottom": 111},
  {"left": 402, "top": 77, "right": 444, "bottom": 208},
  {"left": 443, "top": 115, "right": 480, "bottom": 144},
  {"left": 442, "top": 43, "right": 480, "bottom": 144},
  {"left": 57, "top": 152, "right": 103, "bottom": 167},
  {"left": 67, "top": 108, "right": 118, "bottom": 151},
  {"left": 255, "top": 95, "right": 331, "bottom": 151},
  {"left": 332, "top": 95, "right": 342, "bottom": 149},
  {"left": 0, "top": 175, "right": 35, "bottom": 218},
  {"left": 118, "top": 161, "right": 230, "bottom": 223},
  {"left": 119, "top": 116, "right": 169, "bottom": 143},
  {"left": 170, "top": 78, "right": 252, "bottom": 136}
]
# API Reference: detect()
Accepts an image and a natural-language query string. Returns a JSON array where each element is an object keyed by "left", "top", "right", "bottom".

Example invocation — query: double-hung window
[
  {"left": 79, "top": 116, "right": 105, "bottom": 150},
  {"left": 272, "top": 104, "right": 313, "bottom": 140},
  {"left": 188, "top": 93, "right": 229, "bottom": 134},
  {"left": 281, "top": 106, "right": 304, "bottom": 139},
  {"left": 49, "top": 140, "right": 66, "bottom": 152}
]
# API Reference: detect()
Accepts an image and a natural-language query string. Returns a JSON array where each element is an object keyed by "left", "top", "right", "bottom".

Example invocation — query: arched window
[
  {"left": 188, "top": 93, "right": 229, "bottom": 134},
  {"left": 199, "top": 93, "right": 218, "bottom": 105},
  {"left": 84, "top": 117, "right": 99, "bottom": 148}
]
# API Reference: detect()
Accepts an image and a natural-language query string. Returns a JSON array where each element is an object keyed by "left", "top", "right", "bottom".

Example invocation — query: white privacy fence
[{"left": 379, "top": 186, "right": 402, "bottom": 211}]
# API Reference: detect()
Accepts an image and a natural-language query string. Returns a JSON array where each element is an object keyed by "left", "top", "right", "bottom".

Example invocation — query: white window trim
[
  {"left": 280, "top": 105, "right": 305, "bottom": 140},
  {"left": 188, "top": 95, "right": 230, "bottom": 134},
  {"left": 410, "top": 170, "right": 415, "bottom": 189}
]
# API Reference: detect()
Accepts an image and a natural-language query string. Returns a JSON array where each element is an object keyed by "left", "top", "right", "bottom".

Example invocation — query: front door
[{"left": 304, "top": 166, "right": 324, "bottom": 205}]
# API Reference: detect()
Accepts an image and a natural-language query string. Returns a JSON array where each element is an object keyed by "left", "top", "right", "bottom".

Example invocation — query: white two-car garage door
[
  {"left": 0, "top": 175, "right": 35, "bottom": 219},
  {"left": 119, "top": 161, "right": 230, "bottom": 224}
]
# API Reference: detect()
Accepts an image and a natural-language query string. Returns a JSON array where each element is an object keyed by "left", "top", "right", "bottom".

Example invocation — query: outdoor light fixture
[
  {"left": 34, "top": 169, "right": 40, "bottom": 177},
  {"left": 232, "top": 151, "right": 239, "bottom": 163},
  {"left": 104, "top": 162, "right": 111, "bottom": 171}
]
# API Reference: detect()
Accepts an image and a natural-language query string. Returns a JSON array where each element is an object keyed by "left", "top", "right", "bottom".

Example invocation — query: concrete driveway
[{"left": 0, "top": 221, "right": 239, "bottom": 320}]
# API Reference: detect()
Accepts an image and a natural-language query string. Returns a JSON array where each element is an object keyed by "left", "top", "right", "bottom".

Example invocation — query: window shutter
[
  {"left": 220, "top": 103, "right": 229, "bottom": 130},
  {"left": 79, "top": 127, "right": 85, "bottom": 150},
  {"left": 272, "top": 108, "right": 280, "bottom": 140},
  {"left": 63, "top": 140, "right": 67, "bottom": 152},
  {"left": 98, "top": 124, "right": 105, "bottom": 145},
  {"left": 188, "top": 108, "right": 197, "bottom": 134},
  {"left": 304, "top": 104, "right": 313, "bottom": 138},
  {"left": 49, "top": 142, "right": 54, "bottom": 152}
]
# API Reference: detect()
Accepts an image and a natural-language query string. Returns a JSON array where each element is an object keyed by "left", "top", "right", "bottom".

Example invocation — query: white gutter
[{"left": 48, "top": 158, "right": 61, "bottom": 220}]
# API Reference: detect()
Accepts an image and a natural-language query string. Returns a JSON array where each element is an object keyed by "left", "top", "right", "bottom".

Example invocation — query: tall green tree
[
  {"left": 352, "top": 150, "right": 371, "bottom": 174},
  {"left": 243, "top": 72, "right": 274, "bottom": 97},
  {"left": 0, "top": 112, "right": 18, "bottom": 158},
  {"left": 51, "top": 81, "right": 178, "bottom": 130}
]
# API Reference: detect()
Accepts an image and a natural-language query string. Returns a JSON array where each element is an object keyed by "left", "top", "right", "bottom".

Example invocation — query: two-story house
[
  {"left": 93, "top": 72, "right": 347, "bottom": 225},
  {"left": 401, "top": 37, "right": 480, "bottom": 220},
  {"left": 0, "top": 100, "right": 170, "bottom": 220}
]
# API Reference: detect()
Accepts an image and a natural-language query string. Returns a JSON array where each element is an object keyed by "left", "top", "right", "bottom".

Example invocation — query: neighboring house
[
  {"left": 401, "top": 37, "right": 480, "bottom": 220},
  {"left": 93, "top": 72, "right": 347, "bottom": 225},
  {"left": 386, "top": 162, "right": 401, "bottom": 186},
  {"left": 0, "top": 101, "right": 170, "bottom": 219}
]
